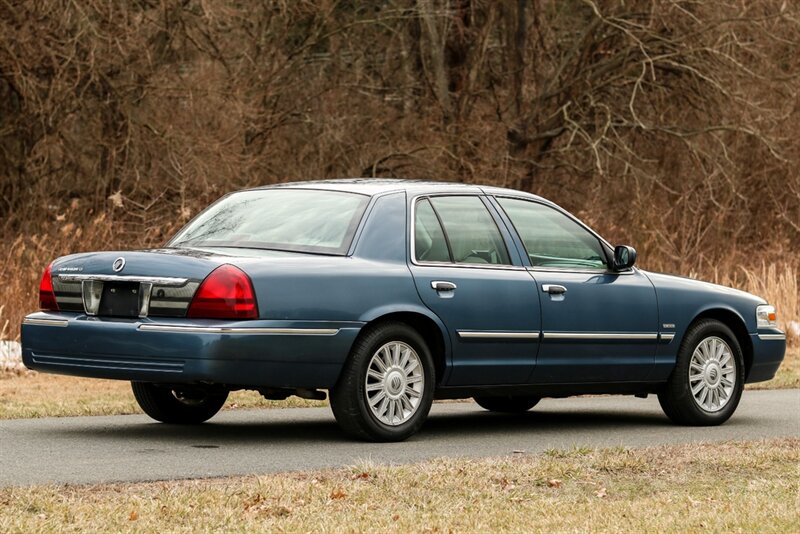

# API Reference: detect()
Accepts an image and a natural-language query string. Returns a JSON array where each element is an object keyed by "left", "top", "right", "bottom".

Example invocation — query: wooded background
[{"left": 1, "top": 0, "right": 798, "bottom": 336}]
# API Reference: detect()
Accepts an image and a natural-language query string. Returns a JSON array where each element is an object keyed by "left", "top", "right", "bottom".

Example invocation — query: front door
[
  {"left": 409, "top": 195, "right": 541, "bottom": 385},
  {"left": 494, "top": 196, "right": 659, "bottom": 383}
]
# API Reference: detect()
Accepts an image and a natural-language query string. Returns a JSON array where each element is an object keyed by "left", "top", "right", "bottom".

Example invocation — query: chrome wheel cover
[
  {"left": 365, "top": 341, "right": 424, "bottom": 426},
  {"left": 689, "top": 336, "right": 736, "bottom": 413}
]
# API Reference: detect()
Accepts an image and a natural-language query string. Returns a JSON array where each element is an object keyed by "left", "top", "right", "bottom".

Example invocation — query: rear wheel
[
  {"left": 658, "top": 319, "right": 744, "bottom": 426},
  {"left": 330, "top": 322, "right": 435, "bottom": 442},
  {"left": 131, "top": 382, "right": 228, "bottom": 424},
  {"left": 474, "top": 395, "right": 540, "bottom": 413}
]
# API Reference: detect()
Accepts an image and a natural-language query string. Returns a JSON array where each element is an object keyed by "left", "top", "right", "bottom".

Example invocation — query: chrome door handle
[
  {"left": 542, "top": 284, "right": 567, "bottom": 295},
  {"left": 431, "top": 280, "right": 457, "bottom": 292}
]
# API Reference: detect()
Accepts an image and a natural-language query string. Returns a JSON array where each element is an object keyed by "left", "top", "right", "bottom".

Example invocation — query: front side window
[
  {"left": 414, "top": 196, "right": 510, "bottom": 265},
  {"left": 497, "top": 197, "right": 608, "bottom": 270},
  {"left": 169, "top": 189, "right": 369, "bottom": 255}
]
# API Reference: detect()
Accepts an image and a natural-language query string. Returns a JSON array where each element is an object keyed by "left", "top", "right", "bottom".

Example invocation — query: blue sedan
[{"left": 21, "top": 180, "right": 786, "bottom": 441}]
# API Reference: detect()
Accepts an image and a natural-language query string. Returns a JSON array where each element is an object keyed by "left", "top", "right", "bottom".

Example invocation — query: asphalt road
[{"left": 1, "top": 389, "right": 798, "bottom": 487}]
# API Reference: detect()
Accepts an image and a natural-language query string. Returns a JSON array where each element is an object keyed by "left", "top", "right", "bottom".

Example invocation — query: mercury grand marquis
[{"left": 21, "top": 180, "right": 786, "bottom": 441}]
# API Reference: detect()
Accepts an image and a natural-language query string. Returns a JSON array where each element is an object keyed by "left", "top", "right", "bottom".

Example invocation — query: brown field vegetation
[
  {"left": 1, "top": 1, "right": 799, "bottom": 341},
  {"left": 1, "top": 439, "right": 797, "bottom": 532}
]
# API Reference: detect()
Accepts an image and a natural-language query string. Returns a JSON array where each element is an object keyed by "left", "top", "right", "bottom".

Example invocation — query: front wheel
[
  {"left": 330, "top": 322, "right": 435, "bottom": 442},
  {"left": 658, "top": 319, "right": 744, "bottom": 426},
  {"left": 131, "top": 382, "right": 228, "bottom": 424}
]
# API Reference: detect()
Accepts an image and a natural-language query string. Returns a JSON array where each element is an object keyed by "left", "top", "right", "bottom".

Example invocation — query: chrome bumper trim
[
  {"left": 457, "top": 331, "right": 540, "bottom": 340},
  {"left": 22, "top": 317, "right": 69, "bottom": 328},
  {"left": 138, "top": 324, "right": 340, "bottom": 336},
  {"left": 58, "top": 274, "right": 189, "bottom": 287},
  {"left": 542, "top": 332, "right": 658, "bottom": 340},
  {"left": 757, "top": 333, "right": 786, "bottom": 341}
]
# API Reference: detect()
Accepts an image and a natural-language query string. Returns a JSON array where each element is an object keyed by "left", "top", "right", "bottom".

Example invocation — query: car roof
[{"left": 251, "top": 178, "right": 546, "bottom": 201}]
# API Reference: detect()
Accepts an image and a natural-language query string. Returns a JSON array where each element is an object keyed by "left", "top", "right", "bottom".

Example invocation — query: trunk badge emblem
[{"left": 112, "top": 257, "right": 126, "bottom": 272}]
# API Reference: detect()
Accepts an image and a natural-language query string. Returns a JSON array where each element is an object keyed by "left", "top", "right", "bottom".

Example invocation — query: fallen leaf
[
  {"left": 351, "top": 472, "right": 370, "bottom": 480},
  {"left": 129, "top": 510, "right": 139, "bottom": 521},
  {"left": 243, "top": 494, "right": 265, "bottom": 511},
  {"left": 392, "top": 514, "right": 400, "bottom": 521},
  {"left": 330, "top": 488, "right": 347, "bottom": 500},
  {"left": 547, "top": 479, "right": 562, "bottom": 489},
  {"left": 595, "top": 487, "right": 607, "bottom": 498}
]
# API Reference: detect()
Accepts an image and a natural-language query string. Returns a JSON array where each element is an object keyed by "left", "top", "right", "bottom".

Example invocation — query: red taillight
[
  {"left": 39, "top": 262, "right": 59, "bottom": 311},
  {"left": 187, "top": 265, "right": 258, "bottom": 319}
]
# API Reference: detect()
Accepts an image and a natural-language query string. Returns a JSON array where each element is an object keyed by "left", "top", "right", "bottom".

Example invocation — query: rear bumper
[
  {"left": 746, "top": 331, "right": 787, "bottom": 383},
  {"left": 21, "top": 312, "right": 363, "bottom": 389}
]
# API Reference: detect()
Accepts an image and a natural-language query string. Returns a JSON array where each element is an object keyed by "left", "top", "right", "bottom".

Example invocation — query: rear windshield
[{"left": 169, "top": 189, "right": 370, "bottom": 255}]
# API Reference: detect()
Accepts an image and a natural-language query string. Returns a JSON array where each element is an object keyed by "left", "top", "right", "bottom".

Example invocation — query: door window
[
  {"left": 414, "top": 196, "right": 510, "bottom": 265},
  {"left": 414, "top": 199, "right": 451, "bottom": 263},
  {"left": 497, "top": 197, "right": 607, "bottom": 270}
]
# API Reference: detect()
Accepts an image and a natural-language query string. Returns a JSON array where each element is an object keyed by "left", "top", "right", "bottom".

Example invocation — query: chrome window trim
[
  {"left": 542, "top": 332, "right": 659, "bottom": 340},
  {"left": 138, "top": 324, "right": 339, "bottom": 336},
  {"left": 58, "top": 274, "right": 190, "bottom": 287},
  {"left": 757, "top": 333, "right": 786, "bottom": 341},
  {"left": 528, "top": 266, "right": 637, "bottom": 276},
  {"left": 457, "top": 330, "right": 540, "bottom": 340},
  {"left": 409, "top": 193, "right": 525, "bottom": 271},
  {"left": 22, "top": 317, "right": 69, "bottom": 327}
]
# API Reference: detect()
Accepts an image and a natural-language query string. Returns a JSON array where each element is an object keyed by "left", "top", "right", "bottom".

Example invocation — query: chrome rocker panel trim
[
  {"left": 757, "top": 333, "right": 786, "bottom": 341},
  {"left": 137, "top": 324, "right": 340, "bottom": 336},
  {"left": 542, "top": 332, "right": 659, "bottom": 340},
  {"left": 457, "top": 331, "right": 540, "bottom": 340},
  {"left": 22, "top": 317, "right": 69, "bottom": 328}
]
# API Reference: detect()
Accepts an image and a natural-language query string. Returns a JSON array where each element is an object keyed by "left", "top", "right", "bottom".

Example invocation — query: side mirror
[{"left": 613, "top": 245, "right": 637, "bottom": 271}]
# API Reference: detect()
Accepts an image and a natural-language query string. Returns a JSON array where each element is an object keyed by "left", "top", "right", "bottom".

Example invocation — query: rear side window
[
  {"left": 497, "top": 197, "right": 607, "bottom": 270},
  {"left": 414, "top": 196, "right": 511, "bottom": 265},
  {"left": 414, "top": 199, "right": 451, "bottom": 262}
]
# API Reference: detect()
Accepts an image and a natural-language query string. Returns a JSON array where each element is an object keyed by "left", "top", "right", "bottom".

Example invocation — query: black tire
[
  {"left": 658, "top": 319, "right": 745, "bottom": 426},
  {"left": 474, "top": 395, "right": 540, "bottom": 413},
  {"left": 330, "top": 321, "right": 435, "bottom": 442},
  {"left": 131, "top": 382, "right": 228, "bottom": 424}
]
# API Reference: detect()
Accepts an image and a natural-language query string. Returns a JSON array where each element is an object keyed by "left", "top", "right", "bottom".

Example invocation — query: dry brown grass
[{"left": 0, "top": 439, "right": 796, "bottom": 532}]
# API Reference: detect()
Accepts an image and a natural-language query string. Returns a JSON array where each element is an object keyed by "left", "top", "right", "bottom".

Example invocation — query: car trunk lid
[{"left": 50, "top": 249, "right": 235, "bottom": 318}]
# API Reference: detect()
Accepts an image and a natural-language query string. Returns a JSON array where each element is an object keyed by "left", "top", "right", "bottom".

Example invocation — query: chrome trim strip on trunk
[
  {"left": 542, "top": 332, "right": 659, "bottom": 340},
  {"left": 138, "top": 324, "right": 340, "bottom": 335},
  {"left": 58, "top": 274, "right": 189, "bottom": 286},
  {"left": 757, "top": 333, "right": 786, "bottom": 341},
  {"left": 22, "top": 317, "right": 69, "bottom": 327},
  {"left": 457, "top": 331, "right": 540, "bottom": 340}
]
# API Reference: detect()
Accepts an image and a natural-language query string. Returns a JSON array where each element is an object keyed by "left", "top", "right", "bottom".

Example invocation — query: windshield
[{"left": 169, "top": 189, "right": 370, "bottom": 255}]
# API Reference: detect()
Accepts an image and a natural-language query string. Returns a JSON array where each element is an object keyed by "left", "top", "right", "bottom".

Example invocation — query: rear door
[
  {"left": 408, "top": 195, "right": 541, "bottom": 385},
  {"left": 494, "top": 197, "right": 659, "bottom": 383}
]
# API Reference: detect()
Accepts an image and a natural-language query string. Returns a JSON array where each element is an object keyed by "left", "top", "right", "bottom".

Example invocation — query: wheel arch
[
  {"left": 689, "top": 307, "right": 753, "bottom": 379},
  {"left": 358, "top": 307, "right": 450, "bottom": 384}
]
